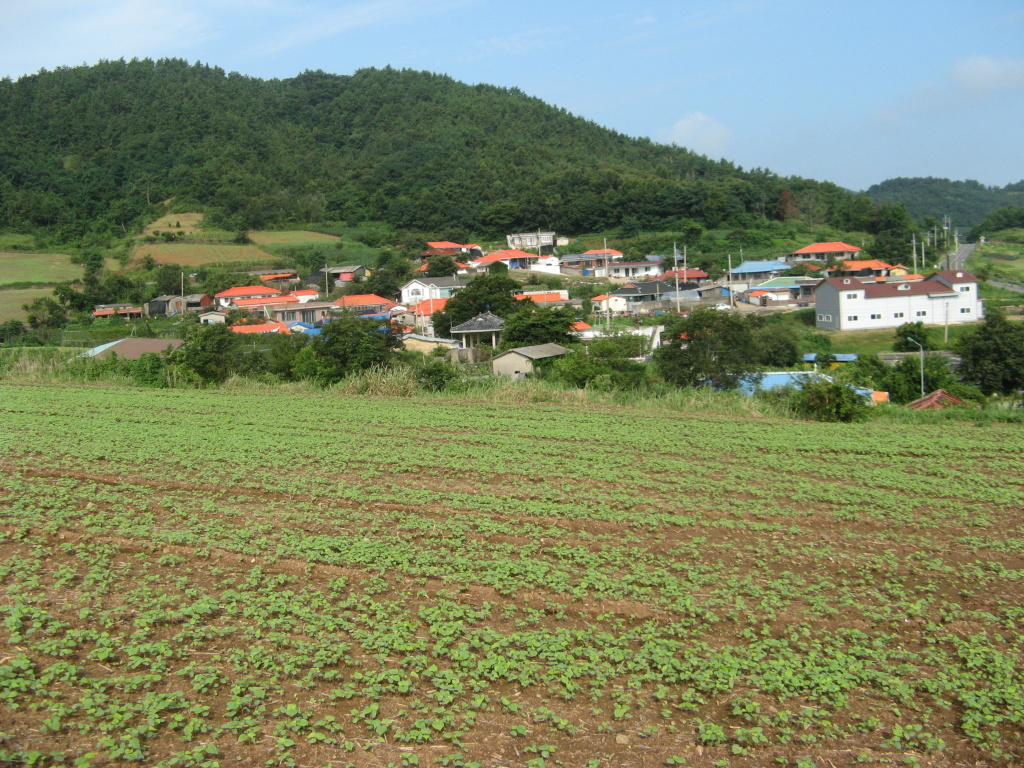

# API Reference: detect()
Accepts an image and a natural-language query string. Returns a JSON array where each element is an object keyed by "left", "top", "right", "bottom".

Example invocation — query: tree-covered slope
[
  {"left": 0, "top": 59, "right": 881, "bottom": 242},
  {"left": 866, "top": 177, "right": 1024, "bottom": 229}
]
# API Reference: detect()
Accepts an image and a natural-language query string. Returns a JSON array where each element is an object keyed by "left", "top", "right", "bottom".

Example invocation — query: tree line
[{"left": 1, "top": 59, "right": 912, "bottom": 256}]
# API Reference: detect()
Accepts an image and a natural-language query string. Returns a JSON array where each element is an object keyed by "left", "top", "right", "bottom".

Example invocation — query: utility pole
[
  {"left": 673, "top": 242, "right": 681, "bottom": 314},
  {"left": 911, "top": 234, "right": 918, "bottom": 275},
  {"left": 727, "top": 253, "right": 734, "bottom": 307}
]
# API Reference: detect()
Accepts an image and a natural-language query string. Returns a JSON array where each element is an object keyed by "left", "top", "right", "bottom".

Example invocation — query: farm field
[
  {"left": 249, "top": 230, "right": 342, "bottom": 248},
  {"left": 130, "top": 243, "right": 278, "bottom": 268},
  {"left": 0, "top": 287, "right": 53, "bottom": 321},
  {"left": 969, "top": 236, "right": 1024, "bottom": 282},
  {"left": 0, "top": 252, "right": 80, "bottom": 285},
  {"left": 1, "top": 384, "right": 1023, "bottom": 767}
]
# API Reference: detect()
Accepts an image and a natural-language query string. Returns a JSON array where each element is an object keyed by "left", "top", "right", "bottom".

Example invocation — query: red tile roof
[
  {"left": 571, "top": 321, "right": 591, "bottom": 331},
  {"left": 472, "top": 249, "right": 538, "bottom": 265},
  {"left": 515, "top": 292, "right": 565, "bottom": 303},
  {"left": 661, "top": 268, "right": 708, "bottom": 280},
  {"left": 290, "top": 289, "right": 319, "bottom": 297},
  {"left": 583, "top": 249, "right": 624, "bottom": 256},
  {"left": 413, "top": 298, "right": 448, "bottom": 316},
  {"left": 590, "top": 294, "right": 609, "bottom": 302},
  {"left": 230, "top": 322, "right": 291, "bottom": 334},
  {"left": 792, "top": 241, "right": 862, "bottom": 254},
  {"left": 336, "top": 293, "right": 394, "bottom": 309},
  {"left": 426, "top": 241, "right": 466, "bottom": 249},
  {"left": 215, "top": 285, "right": 282, "bottom": 298},
  {"left": 841, "top": 259, "right": 893, "bottom": 271},
  {"left": 258, "top": 273, "right": 297, "bottom": 282},
  {"left": 233, "top": 295, "right": 299, "bottom": 307}
]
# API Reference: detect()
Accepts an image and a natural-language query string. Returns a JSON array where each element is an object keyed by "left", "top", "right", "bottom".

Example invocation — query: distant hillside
[
  {"left": 0, "top": 59, "right": 885, "bottom": 244},
  {"left": 866, "top": 177, "right": 1024, "bottom": 230}
]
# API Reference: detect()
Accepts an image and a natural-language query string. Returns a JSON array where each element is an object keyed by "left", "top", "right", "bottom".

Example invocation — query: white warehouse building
[{"left": 814, "top": 271, "right": 983, "bottom": 331}]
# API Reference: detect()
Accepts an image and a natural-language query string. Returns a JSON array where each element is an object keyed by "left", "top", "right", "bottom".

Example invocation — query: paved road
[{"left": 949, "top": 243, "right": 975, "bottom": 271}]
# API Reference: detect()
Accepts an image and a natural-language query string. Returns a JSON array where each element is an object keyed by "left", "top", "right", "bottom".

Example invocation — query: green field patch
[
  {"left": 131, "top": 242, "right": 278, "bottom": 268},
  {"left": 0, "top": 251, "right": 80, "bottom": 285},
  {"left": 249, "top": 230, "right": 341, "bottom": 247},
  {"left": 144, "top": 211, "right": 205, "bottom": 236},
  {"left": 0, "top": 287, "right": 52, "bottom": 321}
]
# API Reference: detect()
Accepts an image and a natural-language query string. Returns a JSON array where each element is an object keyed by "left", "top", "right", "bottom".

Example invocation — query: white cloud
[
  {"left": 950, "top": 56, "right": 1024, "bottom": 95},
  {"left": 665, "top": 112, "right": 732, "bottom": 157},
  {"left": 634, "top": 15, "right": 656, "bottom": 26},
  {"left": 479, "top": 27, "right": 556, "bottom": 55}
]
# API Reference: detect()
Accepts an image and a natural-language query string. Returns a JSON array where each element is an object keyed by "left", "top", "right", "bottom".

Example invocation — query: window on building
[
  {"left": 847, "top": 315, "right": 858, "bottom": 321},
  {"left": 960, "top": 307, "right": 971, "bottom": 314},
  {"left": 916, "top": 310, "right": 927, "bottom": 317},
  {"left": 894, "top": 312, "right": 904, "bottom": 318},
  {"left": 959, "top": 286, "right": 970, "bottom": 292},
  {"left": 817, "top": 314, "right": 824, "bottom": 321},
  {"left": 846, "top": 293, "right": 858, "bottom": 299},
  {"left": 870, "top": 314, "right": 881, "bottom": 320}
]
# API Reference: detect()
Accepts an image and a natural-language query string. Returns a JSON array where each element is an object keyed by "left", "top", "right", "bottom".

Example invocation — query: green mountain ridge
[
  {"left": 0, "top": 59, "right": 902, "bottom": 244},
  {"left": 866, "top": 177, "right": 1024, "bottom": 230}
]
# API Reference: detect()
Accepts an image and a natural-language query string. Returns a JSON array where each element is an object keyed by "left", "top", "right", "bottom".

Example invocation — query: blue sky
[{"left": 2, "top": 0, "right": 1022, "bottom": 192}]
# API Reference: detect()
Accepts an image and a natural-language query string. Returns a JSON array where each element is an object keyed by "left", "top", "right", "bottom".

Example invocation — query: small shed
[
  {"left": 491, "top": 343, "right": 568, "bottom": 378},
  {"left": 905, "top": 390, "right": 972, "bottom": 411}
]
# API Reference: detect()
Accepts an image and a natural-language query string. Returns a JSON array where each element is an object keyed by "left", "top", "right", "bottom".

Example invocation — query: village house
[
  {"left": 399, "top": 276, "right": 467, "bottom": 306},
  {"left": 469, "top": 249, "right": 542, "bottom": 271},
  {"left": 785, "top": 241, "right": 863, "bottom": 263},
  {"left": 214, "top": 285, "right": 282, "bottom": 308},
  {"left": 608, "top": 260, "right": 662, "bottom": 282},
  {"left": 814, "top": 270, "right": 983, "bottom": 331},
  {"left": 506, "top": 232, "right": 556, "bottom": 254},
  {"left": 335, "top": 294, "right": 395, "bottom": 315},
  {"left": 145, "top": 295, "right": 186, "bottom": 317},
  {"left": 729, "top": 260, "right": 791, "bottom": 286}
]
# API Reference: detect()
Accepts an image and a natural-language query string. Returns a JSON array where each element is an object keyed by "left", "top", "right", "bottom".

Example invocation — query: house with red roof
[
  {"left": 786, "top": 242, "right": 863, "bottom": 263},
  {"left": 230, "top": 321, "right": 291, "bottom": 334},
  {"left": 661, "top": 268, "right": 709, "bottom": 283},
  {"left": 214, "top": 285, "right": 282, "bottom": 307},
  {"left": 830, "top": 259, "right": 894, "bottom": 279},
  {"left": 814, "top": 270, "right": 983, "bottom": 331}
]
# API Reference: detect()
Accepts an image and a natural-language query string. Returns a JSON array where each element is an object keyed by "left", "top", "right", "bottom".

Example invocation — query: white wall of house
[{"left": 815, "top": 279, "right": 982, "bottom": 331}]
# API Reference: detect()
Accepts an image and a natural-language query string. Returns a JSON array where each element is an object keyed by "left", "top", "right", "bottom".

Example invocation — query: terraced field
[{"left": 1, "top": 384, "right": 1022, "bottom": 767}]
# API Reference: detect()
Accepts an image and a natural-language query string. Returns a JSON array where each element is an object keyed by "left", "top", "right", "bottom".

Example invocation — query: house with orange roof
[
  {"left": 469, "top": 249, "right": 542, "bottom": 270},
  {"left": 515, "top": 290, "right": 569, "bottom": 305},
  {"left": 335, "top": 294, "right": 395, "bottom": 314},
  {"left": 409, "top": 297, "right": 449, "bottom": 336},
  {"left": 814, "top": 270, "right": 983, "bottom": 331},
  {"left": 786, "top": 242, "right": 863, "bottom": 263},
  {"left": 92, "top": 304, "right": 143, "bottom": 319},
  {"left": 214, "top": 285, "right": 282, "bottom": 307},
  {"left": 832, "top": 259, "right": 893, "bottom": 278},
  {"left": 232, "top": 295, "right": 300, "bottom": 311}
]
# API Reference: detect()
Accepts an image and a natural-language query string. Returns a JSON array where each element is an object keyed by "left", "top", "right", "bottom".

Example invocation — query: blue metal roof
[{"left": 730, "top": 260, "right": 790, "bottom": 275}]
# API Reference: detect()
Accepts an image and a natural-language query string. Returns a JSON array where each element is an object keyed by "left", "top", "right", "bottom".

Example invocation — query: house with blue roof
[{"left": 730, "top": 260, "right": 791, "bottom": 283}]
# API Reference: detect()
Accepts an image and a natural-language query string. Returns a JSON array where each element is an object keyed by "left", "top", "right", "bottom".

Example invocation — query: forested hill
[
  {"left": 866, "top": 177, "right": 1024, "bottom": 229},
  {"left": 1, "top": 58, "right": 882, "bottom": 242}
]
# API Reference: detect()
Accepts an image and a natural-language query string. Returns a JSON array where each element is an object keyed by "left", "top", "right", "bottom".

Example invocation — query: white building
[{"left": 814, "top": 271, "right": 983, "bottom": 331}]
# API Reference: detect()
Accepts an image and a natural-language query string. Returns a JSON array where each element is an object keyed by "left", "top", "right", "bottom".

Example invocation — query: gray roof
[
  {"left": 610, "top": 280, "right": 674, "bottom": 297},
  {"left": 494, "top": 343, "right": 568, "bottom": 361},
  {"left": 450, "top": 312, "right": 506, "bottom": 333},
  {"left": 151, "top": 294, "right": 181, "bottom": 302},
  {"left": 405, "top": 276, "right": 467, "bottom": 289}
]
